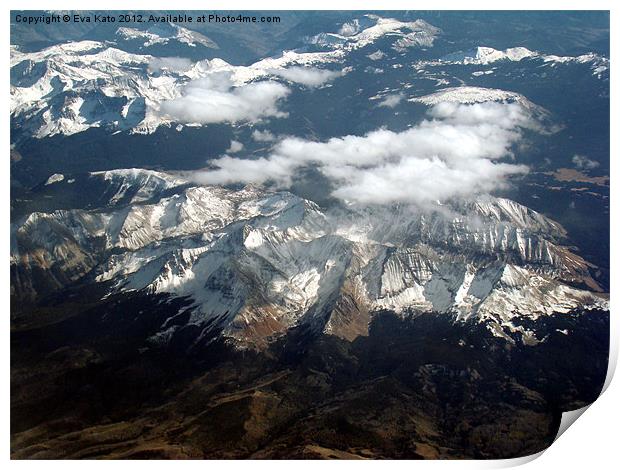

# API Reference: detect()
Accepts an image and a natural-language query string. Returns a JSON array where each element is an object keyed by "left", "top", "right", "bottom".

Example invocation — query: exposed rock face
[
  {"left": 11, "top": 169, "right": 607, "bottom": 348},
  {"left": 10, "top": 308, "right": 610, "bottom": 459}
]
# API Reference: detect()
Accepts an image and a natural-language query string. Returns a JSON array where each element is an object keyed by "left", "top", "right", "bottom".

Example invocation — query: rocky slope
[
  {"left": 435, "top": 46, "right": 609, "bottom": 76},
  {"left": 10, "top": 306, "right": 609, "bottom": 459},
  {"left": 10, "top": 15, "right": 608, "bottom": 142},
  {"left": 11, "top": 169, "right": 607, "bottom": 349},
  {"left": 9, "top": 15, "right": 438, "bottom": 141}
]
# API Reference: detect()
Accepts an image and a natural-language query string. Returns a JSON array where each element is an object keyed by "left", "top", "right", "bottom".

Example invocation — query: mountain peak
[{"left": 11, "top": 170, "right": 607, "bottom": 349}]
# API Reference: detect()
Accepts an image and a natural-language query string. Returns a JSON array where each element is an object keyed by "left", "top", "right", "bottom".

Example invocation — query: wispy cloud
[
  {"left": 572, "top": 154, "right": 600, "bottom": 170},
  {"left": 192, "top": 102, "right": 535, "bottom": 206},
  {"left": 226, "top": 140, "right": 244, "bottom": 153},
  {"left": 270, "top": 66, "right": 343, "bottom": 87},
  {"left": 377, "top": 93, "right": 404, "bottom": 108},
  {"left": 252, "top": 129, "right": 276, "bottom": 142},
  {"left": 148, "top": 57, "right": 193, "bottom": 73},
  {"left": 160, "top": 72, "right": 290, "bottom": 124}
]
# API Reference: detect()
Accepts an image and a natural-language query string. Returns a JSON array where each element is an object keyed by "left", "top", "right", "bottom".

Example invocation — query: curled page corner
[
  {"left": 602, "top": 341, "right": 618, "bottom": 394},
  {"left": 496, "top": 450, "right": 545, "bottom": 468},
  {"left": 555, "top": 405, "right": 591, "bottom": 442},
  {"left": 495, "top": 407, "right": 594, "bottom": 469}
]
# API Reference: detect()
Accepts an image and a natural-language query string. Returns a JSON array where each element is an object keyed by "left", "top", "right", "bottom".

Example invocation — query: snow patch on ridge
[
  {"left": 11, "top": 169, "right": 608, "bottom": 348},
  {"left": 417, "top": 45, "right": 609, "bottom": 78}
]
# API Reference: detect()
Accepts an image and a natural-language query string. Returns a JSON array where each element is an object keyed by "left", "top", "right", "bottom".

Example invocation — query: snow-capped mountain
[
  {"left": 116, "top": 24, "right": 218, "bottom": 49},
  {"left": 11, "top": 14, "right": 609, "bottom": 144},
  {"left": 9, "top": 12, "right": 611, "bottom": 460},
  {"left": 408, "top": 86, "right": 556, "bottom": 132},
  {"left": 13, "top": 14, "right": 436, "bottom": 141},
  {"left": 420, "top": 46, "right": 609, "bottom": 78},
  {"left": 11, "top": 169, "right": 607, "bottom": 349},
  {"left": 9, "top": 40, "right": 343, "bottom": 140},
  {"left": 410, "top": 85, "right": 538, "bottom": 106},
  {"left": 308, "top": 15, "right": 441, "bottom": 51}
]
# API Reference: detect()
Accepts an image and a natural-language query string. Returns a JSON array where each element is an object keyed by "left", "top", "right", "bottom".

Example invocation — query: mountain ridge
[{"left": 11, "top": 168, "right": 607, "bottom": 350}]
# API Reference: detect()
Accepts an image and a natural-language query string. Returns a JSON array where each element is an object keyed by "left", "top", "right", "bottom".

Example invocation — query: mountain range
[
  {"left": 10, "top": 11, "right": 610, "bottom": 460},
  {"left": 11, "top": 168, "right": 607, "bottom": 350}
]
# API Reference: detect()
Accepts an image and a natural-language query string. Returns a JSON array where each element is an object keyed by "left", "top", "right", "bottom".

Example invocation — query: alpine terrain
[{"left": 10, "top": 11, "right": 610, "bottom": 460}]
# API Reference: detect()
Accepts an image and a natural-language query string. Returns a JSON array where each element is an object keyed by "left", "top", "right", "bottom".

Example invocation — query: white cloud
[
  {"left": 378, "top": 93, "right": 404, "bottom": 108},
  {"left": 227, "top": 140, "right": 244, "bottom": 153},
  {"left": 192, "top": 154, "right": 296, "bottom": 186},
  {"left": 252, "top": 130, "right": 276, "bottom": 142},
  {"left": 572, "top": 154, "right": 599, "bottom": 170},
  {"left": 160, "top": 72, "right": 290, "bottom": 125},
  {"left": 193, "top": 102, "right": 534, "bottom": 206},
  {"left": 148, "top": 57, "right": 193, "bottom": 73},
  {"left": 271, "top": 66, "right": 343, "bottom": 87}
]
